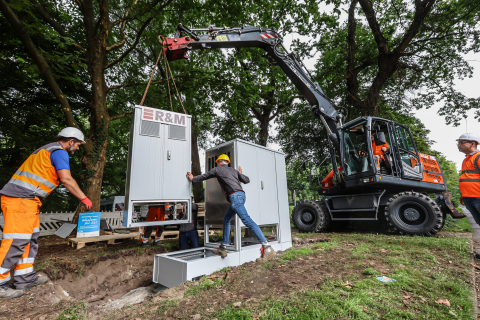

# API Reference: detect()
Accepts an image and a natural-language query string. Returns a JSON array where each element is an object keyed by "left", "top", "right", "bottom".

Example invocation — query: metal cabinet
[
  {"left": 205, "top": 139, "right": 290, "bottom": 243},
  {"left": 123, "top": 106, "right": 192, "bottom": 227}
]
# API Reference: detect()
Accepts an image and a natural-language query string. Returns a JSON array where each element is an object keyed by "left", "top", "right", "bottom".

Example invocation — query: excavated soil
[{"left": 1, "top": 235, "right": 171, "bottom": 319}]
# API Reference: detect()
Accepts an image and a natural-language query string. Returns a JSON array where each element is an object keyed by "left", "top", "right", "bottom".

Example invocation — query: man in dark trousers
[
  {"left": 178, "top": 201, "right": 199, "bottom": 250},
  {"left": 186, "top": 154, "right": 276, "bottom": 262}
]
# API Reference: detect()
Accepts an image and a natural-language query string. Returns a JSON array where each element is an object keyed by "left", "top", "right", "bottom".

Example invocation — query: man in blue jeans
[
  {"left": 457, "top": 133, "right": 480, "bottom": 228},
  {"left": 186, "top": 154, "right": 276, "bottom": 262},
  {"left": 178, "top": 202, "right": 200, "bottom": 250}
]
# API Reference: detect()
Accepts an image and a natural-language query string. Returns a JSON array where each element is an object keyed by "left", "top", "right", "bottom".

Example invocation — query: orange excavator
[{"left": 162, "top": 23, "right": 464, "bottom": 236}]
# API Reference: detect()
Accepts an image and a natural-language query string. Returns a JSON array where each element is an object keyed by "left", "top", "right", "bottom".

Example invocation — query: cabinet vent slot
[
  {"left": 169, "top": 125, "right": 186, "bottom": 140},
  {"left": 140, "top": 120, "right": 160, "bottom": 137}
]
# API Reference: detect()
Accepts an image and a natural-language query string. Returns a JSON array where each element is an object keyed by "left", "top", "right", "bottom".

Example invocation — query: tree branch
[
  {"left": 0, "top": 0, "right": 80, "bottom": 130},
  {"left": 346, "top": 0, "right": 362, "bottom": 107},
  {"left": 110, "top": 110, "right": 133, "bottom": 121},
  {"left": 395, "top": 0, "right": 437, "bottom": 54},
  {"left": 106, "top": 0, "right": 139, "bottom": 51},
  {"left": 106, "top": 71, "right": 194, "bottom": 92},
  {"left": 104, "top": 16, "right": 153, "bottom": 69},
  {"left": 358, "top": 0, "right": 390, "bottom": 54},
  {"left": 33, "top": 0, "right": 86, "bottom": 53}
]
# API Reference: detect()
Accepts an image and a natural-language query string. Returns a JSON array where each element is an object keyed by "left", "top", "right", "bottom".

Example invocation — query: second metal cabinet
[{"left": 205, "top": 139, "right": 288, "bottom": 234}]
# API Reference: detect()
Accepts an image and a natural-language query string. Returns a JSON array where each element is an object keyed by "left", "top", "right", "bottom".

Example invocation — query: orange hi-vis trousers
[
  {"left": 142, "top": 206, "right": 166, "bottom": 244},
  {"left": 0, "top": 195, "right": 41, "bottom": 288}
]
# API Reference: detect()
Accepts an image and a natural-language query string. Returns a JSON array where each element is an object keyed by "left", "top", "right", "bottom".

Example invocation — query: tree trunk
[
  {"left": 191, "top": 116, "right": 204, "bottom": 203},
  {"left": 258, "top": 114, "right": 270, "bottom": 147}
]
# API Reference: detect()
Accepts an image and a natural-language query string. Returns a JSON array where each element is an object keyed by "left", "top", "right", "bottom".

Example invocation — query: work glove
[{"left": 80, "top": 197, "right": 92, "bottom": 210}]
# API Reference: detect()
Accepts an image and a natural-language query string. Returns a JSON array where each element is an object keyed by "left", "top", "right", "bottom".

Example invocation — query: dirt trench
[{"left": 1, "top": 244, "right": 167, "bottom": 319}]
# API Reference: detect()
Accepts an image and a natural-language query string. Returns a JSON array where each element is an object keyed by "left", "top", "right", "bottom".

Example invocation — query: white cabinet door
[
  {"left": 256, "top": 148, "right": 279, "bottom": 226},
  {"left": 162, "top": 124, "right": 191, "bottom": 200}
]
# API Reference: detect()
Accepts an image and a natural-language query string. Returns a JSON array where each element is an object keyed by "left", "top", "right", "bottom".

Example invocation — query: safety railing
[{"left": 0, "top": 211, "right": 125, "bottom": 238}]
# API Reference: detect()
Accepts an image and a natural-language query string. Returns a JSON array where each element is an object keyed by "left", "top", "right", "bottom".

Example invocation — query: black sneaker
[
  {"left": 0, "top": 282, "right": 24, "bottom": 299},
  {"left": 18, "top": 274, "right": 49, "bottom": 291},
  {"left": 213, "top": 245, "right": 228, "bottom": 257},
  {"left": 153, "top": 240, "right": 162, "bottom": 246}
]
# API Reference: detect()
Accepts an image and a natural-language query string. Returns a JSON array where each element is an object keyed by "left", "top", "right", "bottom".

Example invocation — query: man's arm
[
  {"left": 237, "top": 166, "right": 250, "bottom": 184},
  {"left": 57, "top": 169, "right": 87, "bottom": 200},
  {"left": 187, "top": 168, "right": 217, "bottom": 182}
]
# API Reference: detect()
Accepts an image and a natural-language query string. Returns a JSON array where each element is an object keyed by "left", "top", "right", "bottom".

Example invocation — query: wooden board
[
  {"left": 147, "top": 229, "right": 213, "bottom": 241},
  {"left": 68, "top": 232, "right": 141, "bottom": 249}
]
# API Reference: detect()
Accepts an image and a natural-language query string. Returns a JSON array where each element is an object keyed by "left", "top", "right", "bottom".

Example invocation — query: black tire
[
  {"left": 292, "top": 200, "right": 330, "bottom": 233},
  {"left": 384, "top": 192, "right": 443, "bottom": 236},
  {"left": 315, "top": 201, "right": 332, "bottom": 232}
]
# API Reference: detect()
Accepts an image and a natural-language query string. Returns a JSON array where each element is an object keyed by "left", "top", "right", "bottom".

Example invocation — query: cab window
[{"left": 343, "top": 123, "right": 370, "bottom": 176}]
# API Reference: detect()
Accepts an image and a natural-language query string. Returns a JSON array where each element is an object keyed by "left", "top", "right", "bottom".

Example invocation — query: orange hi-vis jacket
[
  {"left": 0, "top": 142, "right": 64, "bottom": 199},
  {"left": 460, "top": 151, "right": 480, "bottom": 198},
  {"left": 372, "top": 141, "right": 389, "bottom": 157}
]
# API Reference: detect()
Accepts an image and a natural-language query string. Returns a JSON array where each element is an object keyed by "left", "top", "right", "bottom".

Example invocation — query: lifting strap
[{"left": 140, "top": 35, "right": 187, "bottom": 115}]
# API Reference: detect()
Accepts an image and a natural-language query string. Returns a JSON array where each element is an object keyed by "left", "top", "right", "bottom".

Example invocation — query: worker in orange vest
[
  {"left": 0, "top": 127, "right": 92, "bottom": 299},
  {"left": 457, "top": 133, "right": 480, "bottom": 225},
  {"left": 141, "top": 204, "right": 169, "bottom": 246}
]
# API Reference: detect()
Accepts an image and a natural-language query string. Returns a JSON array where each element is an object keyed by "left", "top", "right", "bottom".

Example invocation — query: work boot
[
  {"left": 153, "top": 240, "right": 162, "bottom": 246},
  {"left": 256, "top": 245, "right": 276, "bottom": 263},
  {"left": 0, "top": 282, "right": 24, "bottom": 299},
  {"left": 19, "top": 274, "right": 49, "bottom": 291},
  {"left": 213, "top": 245, "right": 228, "bottom": 258}
]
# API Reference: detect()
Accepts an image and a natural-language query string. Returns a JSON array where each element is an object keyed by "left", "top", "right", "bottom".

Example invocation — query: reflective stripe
[
  {"left": 33, "top": 227, "right": 40, "bottom": 233},
  {"left": 462, "top": 170, "right": 480, "bottom": 174},
  {"left": 142, "top": 237, "right": 148, "bottom": 243},
  {"left": 13, "top": 267, "right": 34, "bottom": 275},
  {"left": 45, "top": 145, "right": 63, "bottom": 152},
  {"left": 460, "top": 179, "right": 480, "bottom": 182},
  {"left": 7, "top": 179, "right": 49, "bottom": 198},
  {"left": 0, "top": 267, "right": 10, "bottom": 274},
  {"left": 15, "top": 170, "right": 56, "bottom": 190},
  {"left": 0, "top": 274, "right": 11, "bottom": 284},
  {"left": 17, "top": 258, "right": 35, "bottom": 265},
  {"left": 2, "top": 233, "right": 32, "bottom": 240}
]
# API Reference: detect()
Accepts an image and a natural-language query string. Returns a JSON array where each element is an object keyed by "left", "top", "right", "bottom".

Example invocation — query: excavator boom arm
[{"left": 164, "top": 24, "right": 341, "bottom": 136}]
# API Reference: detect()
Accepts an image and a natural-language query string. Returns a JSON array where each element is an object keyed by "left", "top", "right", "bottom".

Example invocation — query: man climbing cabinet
[
  {"left": 0, "top": 127, "right": 92, "bottom": 299},
  {"left": 186, "top": 154, "right": 276, "bottom": 262}
]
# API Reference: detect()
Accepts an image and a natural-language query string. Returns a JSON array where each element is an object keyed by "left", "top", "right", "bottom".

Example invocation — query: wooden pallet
[
  {"left": 68, "top": 232, "right": 142, "bottom": 249},
  {"left": 147, "top": 230, "right": 213, "bottom": 241}
]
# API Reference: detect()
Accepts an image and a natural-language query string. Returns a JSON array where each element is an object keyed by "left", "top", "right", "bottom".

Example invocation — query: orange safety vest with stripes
[
  {"left": 459, "top": 151, "right": 480, "bottom": 198},
  {"left": 0, "top": 142, "right": 65, "bottom": 199}
]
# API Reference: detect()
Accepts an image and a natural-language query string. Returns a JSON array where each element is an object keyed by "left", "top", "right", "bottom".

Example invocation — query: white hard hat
[
  {"left": 58, "top": 127, "right": 86, "bottom": 144},
  {"left": 456, "top": 133, "right": 480, "bottom": 144}
]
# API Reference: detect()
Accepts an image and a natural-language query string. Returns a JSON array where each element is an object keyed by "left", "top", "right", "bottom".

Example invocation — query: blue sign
[{"left": 77, "top": 212, "right": 101, "bottom": 236}]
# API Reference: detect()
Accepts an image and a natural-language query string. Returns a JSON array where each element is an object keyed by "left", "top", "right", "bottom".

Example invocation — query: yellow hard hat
[{"left": 215, "top": 154, "right": 230, "bottom": 164}]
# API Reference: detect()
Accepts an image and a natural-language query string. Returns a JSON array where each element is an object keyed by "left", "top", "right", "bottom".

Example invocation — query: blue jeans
[
  {"left": 179, "top": 230, "right": 200, "bottom": 250},
  {"left": 464, "top": 197, "right": 480, "bottom": 227},
  {"left": 222, "top": 192, "right": 267, "bottom": 246}
]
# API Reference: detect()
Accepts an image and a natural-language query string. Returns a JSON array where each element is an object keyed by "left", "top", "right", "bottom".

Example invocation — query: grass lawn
[{"left": 101, "top": 224, "right": 475, "bottom": 320}]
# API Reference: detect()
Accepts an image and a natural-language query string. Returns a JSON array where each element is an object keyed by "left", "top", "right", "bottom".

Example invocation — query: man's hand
[
  {"left": 186, "top": 172, "right": 194, "bottom": 181},
  {"left": 238, "top": 166, "right": 243, "bottom": 174},
  {"left": 381, "top": 147, "right": 388, "bottom": 152},
  {"left": 80, "top": 197, "right": 92, "bottom": 210},
  {"left": 460, "top": 197, "right": 464, "bottom": 205}
]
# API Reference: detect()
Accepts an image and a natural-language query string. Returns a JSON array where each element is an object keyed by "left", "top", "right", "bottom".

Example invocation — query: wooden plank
[
  {"left": 68, "top": 232, "right": 141, "bottom": 244},
  {"left": 67, "top": 232, "right": 141, "bottom": 249}
]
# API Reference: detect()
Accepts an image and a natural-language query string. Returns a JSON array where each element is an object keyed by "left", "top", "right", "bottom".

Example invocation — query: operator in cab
[{"left": 186, "top": 154, "right": 276, "bottom": 262}]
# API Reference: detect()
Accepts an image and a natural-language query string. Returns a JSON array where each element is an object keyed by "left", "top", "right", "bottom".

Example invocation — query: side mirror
[{"left": 374, "top": 132, "right": 387, "bottom": 146}]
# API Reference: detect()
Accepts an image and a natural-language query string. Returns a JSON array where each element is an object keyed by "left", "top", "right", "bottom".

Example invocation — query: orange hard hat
[{"left": 215, "top": 154, "right": 230, "bottom": 164}]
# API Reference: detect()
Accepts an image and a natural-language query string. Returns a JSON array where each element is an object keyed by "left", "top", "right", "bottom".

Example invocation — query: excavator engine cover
[{"left": 163, "top": 37, "right": 192, "bottom": 61}]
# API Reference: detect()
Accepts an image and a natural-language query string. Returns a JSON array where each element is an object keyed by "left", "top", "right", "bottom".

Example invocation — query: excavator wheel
[
  {"left": 292, "top": 200, "right": 330, "bottom": 233},
  {"left": 384, "top": 192, "right": 444, "bottom": 236}
]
